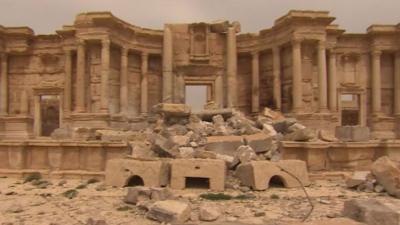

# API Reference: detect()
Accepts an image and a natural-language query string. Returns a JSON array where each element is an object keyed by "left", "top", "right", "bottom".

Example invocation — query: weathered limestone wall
[
  {"left": 280, "top": 46, "right": 293, "bottom": 113},
  {"left": 109, "top": 47, "right": 121, "bottom": 114},
  {"left": 259, "top": 51, "right": 273, "bottom": 110},
  {"left": 127, "top": 53, "right": 141, "bottom": 116},
  {"left": 237, "top": 55, "right": 252, "bottom": 114},
  {"left": 147, "top": 55, "right": 163, "bottom": 110}
]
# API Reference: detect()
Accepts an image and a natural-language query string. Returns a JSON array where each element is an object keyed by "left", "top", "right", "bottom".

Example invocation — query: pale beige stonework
[
  {"left": 0, "top": 11, "right": 399, "bottom": 138},
  {"left": 170, "top": 159, "right": 226, "bottom": 191}
]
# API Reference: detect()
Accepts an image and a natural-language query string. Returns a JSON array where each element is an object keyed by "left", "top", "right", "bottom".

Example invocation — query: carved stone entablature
[
  {"left": 175, "top": 64, "right": 222, "bottom": 77},
  {"left": 340, "top": 52, "right": 360, "bottom": 63},
  {"left": 36, "top": 79, "right": 64, "bottom": 90}
]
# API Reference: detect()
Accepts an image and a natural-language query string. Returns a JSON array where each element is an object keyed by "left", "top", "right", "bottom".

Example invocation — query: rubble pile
[{"left": 345, "top": 156, "right": 400, "bottom": 197}]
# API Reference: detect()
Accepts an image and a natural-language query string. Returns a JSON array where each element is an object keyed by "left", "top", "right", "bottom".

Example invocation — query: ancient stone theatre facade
[{"left": 0, "top": 10, "right": 400, "bottom": 139}]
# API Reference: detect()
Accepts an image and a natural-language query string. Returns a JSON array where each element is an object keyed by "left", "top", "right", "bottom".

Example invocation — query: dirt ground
[{"left": 0, "top": 176, "right": 398, "bottom": 225}]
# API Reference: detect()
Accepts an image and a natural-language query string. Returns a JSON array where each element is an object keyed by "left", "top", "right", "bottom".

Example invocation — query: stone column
[
  {"left": 100, "top": 39, "right": 110, "bottom": 113},
  {"left": 394, "top": 51, "right": 400, "bottom": 115},
  {"left": 272, "top": 47, "right": 282, "bottom": 110},
  {"left": 371, "top": 49, "right": 382, "bottom": 115},
  {"left": 33, "top": 95, "right": 41, "bottom": 136},
  {"left": 162, "top": 26, "right": 173, "bottom": 103},
  {"left": 141, "top": 52, "right": 149, "bottom": 114},
  {"left": 251, "top": 51, "right": 259, "bottom": 113},
  {"left": 215, "top": 73, "right": 223, "bottom": 108},
  {"left": 75, "top": 40, "right": 86, "bottom": 112},
  {"left": 328, "top": 49, "right": 338, "bottom": 112},
  {"left": 317, "top": 40, "right": 328, "bottom": 112},
  {"left": 291, "top": 39, "right": 303, "bottom": 112},
  {"left": 64, "top": 49, "right": 72, "bottom": 115},
  {"left": 120, "top": 47, "right": 129, "bottom": 114},
  {"left": 0, "top": 53, "right": 8, "bottom": 115},
  {"left": 20, "top": 90, "right": 28, "bottom": 116},
  {"left": 226, "top": 26, "right": 237, "bottom": 108}
]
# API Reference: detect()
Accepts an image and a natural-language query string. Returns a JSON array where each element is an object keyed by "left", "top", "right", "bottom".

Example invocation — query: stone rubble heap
[{"left": 345, "top": 156, "right": 400, "bottom": 197}]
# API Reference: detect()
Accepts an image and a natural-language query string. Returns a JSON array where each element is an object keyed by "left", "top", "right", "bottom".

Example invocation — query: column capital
[
  {"left": 101, "top": 38, "right": 111, "bottom": 46},
  {"left": 371, "top": 49, "right": 382, "bottom": 57},
  {"left": 121, "top": 47, "right": 129, "bottom": 56},
  {"left": 272, "top": 46, "right": 280, "bottom": 54},
  {"left": 77, "top": 39, "right": 86, "bottom": 46},
  {"left": 318, "top": 40, "right": 327, "bottom": 49},
  {"left": 291, "top": 38, "right": 303, "bottom": 46},
  {"left": 251, "top": 51, "right": 259, "bottom": 57}
]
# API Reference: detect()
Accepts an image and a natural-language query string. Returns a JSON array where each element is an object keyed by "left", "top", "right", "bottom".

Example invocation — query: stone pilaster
[
  {"left": 251, "top": 51, "right": 259, "bottom": 113},
  {"left": 162, "top": 26, "right": 173, "bottom": 103},
  {"left": 75, "top": 40, "right": 86, "bottom": 112},
  {"left": 226, "top": 26, "right": 237, "bottom": 108},
  {"left": 317, "top": 40, "right": 328, "bottom": 112},
  {"left": 371, "top": 49, "right": 382, "bottom": 115},
  {"left": 291, "top": 39, "right": 303, "bottom": 112},
  {"left": 0, "top": 53, "right": 8, "bottom": 116},
  {"left": 20, "top": 90, "right": 28, "bottom": 116},
  {"left": 33, "top": 95, "right": 41, "bottom": 136},
  {"left": 64, "top": 49, "right": 72, "bottom": 115},
  {"left": 394, "top": 51, "right": 400, "bottom": 115},
  {"left": 100, "top": 39, "right": 110, "bottom": 112},
  {"left": 272, "top": 47, "right": 282, "bottom": 110},
  {"left": 328, "top": 49, "right": 338, "bottom": 112},
  {"left": 215, "top": 73, "right": 223, "bottom": 108},
  {"left": 141, "top": 52, "right": 149, "bottom": 114},
  {"left": 120, "top": 47, "right": 129, "bottom": 115}
]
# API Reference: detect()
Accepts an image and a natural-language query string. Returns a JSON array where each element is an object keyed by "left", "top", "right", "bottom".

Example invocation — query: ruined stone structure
[{"left": 0, "top": 10, "right": 400, "bottom": 139}]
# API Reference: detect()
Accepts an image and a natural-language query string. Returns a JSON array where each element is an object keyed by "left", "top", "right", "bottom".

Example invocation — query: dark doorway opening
[
  {"left": 125, "top": 175, "right": 144, "bottom": 187},
  {"left": 40, "top": 95, "right": 60, "bottom": 136},
  {"left": 185, "top": 177, "right": 210, "bottom": 189},
  {"left": 268, "top": 175, "right": 286, "bottom": 188},
  {"left": 342, "top": 110, "right": 360, "bottom": 126}
]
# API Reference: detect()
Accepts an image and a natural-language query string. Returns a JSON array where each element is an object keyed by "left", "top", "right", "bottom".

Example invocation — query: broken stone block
[
  {"left": 193, "top": 150, "right": 217, "bottom": 159},
  {"left": 272, "top": 118, "right": 297, "bottom": 134},
  {"left": 50, "top": 127, "right": 71, "bottom": 140},
  {"left": 235, "top": 160, "right": 310, "bottom": 190},
  {"left": 345, "top": 171, "right": 371, "bottom": 188},
  {"left": 72, "top": 127, "right": 96, "bottom": 141},
  {"left": 244, "top": 132, "right": 275, "bottom": 153},
  {"left": 150, "top": 187, "right": 173, "bottom": 201},
  {"left": 371, "top": 156, "right": 400, "bottom": 198},
  {"left": 151, "top": 133, "right": 179, "bottom": 157},
  {"left": 231, "top": 145, "right": 257, "bottom": 168},
  {"left": 178, "top": 147, "right": 194, "bottom": 158},
  {"left": 319, "top": 129, "right": 338, "bottom": 142},
  {"left": 209, "top": 20, "right": 229, "bottom": 33},
  {"left": 212, "top": 114, "right": 225, "bottom": 125},
  {"left": 105, "top": 159, "right": 169, "bottom": 188},
  {"left": 170, "top": 135, "right": 190, "bottom": 146},
  {"left": 335, "top": 126, "right": 370, "bottom": 142},
  {"left": 284, "top": 128, "right": 316, "bottom": 142},
  {"left": 199, "top": 204, "right": 221, "bottom": 221},
  {"left": 153, "top": 103, "right": 191, "bottom": 117},
  {"left": 262, "top": 123, "right": 278, "bottom": 137},
  {"left": 205, "top": 135, "right": 243, "bottom": 156},
  {"left": 287, "top": 123, "right": 306, "bottom": 133},
  {"left": 130, "top": 142, "right": 156, "bottom": 159},
  {"left": 261, "top": 107, "right": 285, "bottom": 120},
  {"left": 343, "top": 199, "right": 400, "bottom": 225},
  {"left": 95, "top": 130, "right": 137, "bottom": 142},
  {"left": 194, "top": 108, "right": 233, "bottom": 121},
  {"left": 170, "top": 159, "right": 226, "bottom": 191},
  {"left": 124, "top": 186, "right": 152, "bottom": 204},
  {"left": 147, "top": 200, "right": 191, "bottom": 223}
]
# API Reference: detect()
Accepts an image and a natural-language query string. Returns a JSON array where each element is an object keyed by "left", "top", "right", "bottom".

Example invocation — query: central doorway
[{"left": 185, "top": 85, "right": 208, "bottom": 112}]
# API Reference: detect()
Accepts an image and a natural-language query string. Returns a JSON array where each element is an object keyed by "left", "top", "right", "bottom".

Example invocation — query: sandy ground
[{"left": 0, "top": 176, "right": 398, "bottom": 225}]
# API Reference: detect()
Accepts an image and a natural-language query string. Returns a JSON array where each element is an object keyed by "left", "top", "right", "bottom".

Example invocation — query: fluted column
[
  {"left": 141, "top": 52, "right": 149, "bottom": 114},
  {"left": 251, "top": 51, "right": 259, "bottom": 113},
  {"left": 292, "top": 39, "right": 303, "bottom": 112},
  {"left": 328, "top": 49, "right": 338, "bottom": 112},
  {"left": 371, "top": 49, "right": 382, "bottom": 115},
  {"left": 75, "top": 40, "right": 86, "bottom": 112},
  {"left": 226, "top": 26, "right": 237, "bottom": 108},
  {"left": 272, "top": 47, "right": 282, "bottom": 110},
  {"left": 64, "top": 49, "right": 72, "bottom": 115},
  {"left": 394, "top": 51, "right": 400, "bottom": 115},
  {"left": 100, "top": 39, "right": 110, "bottom": 112},
  {"left": 0, "top": 53, "right": 8, "bottom": 115},
  {"left": 317, "top": 41, "right": 328, "bottom": 112},
  {"left": 120, "top": 47, "right": 129, "bottom": 114},
  {"left": 162, "top": 26, "right": 173, "bottom": 103}
]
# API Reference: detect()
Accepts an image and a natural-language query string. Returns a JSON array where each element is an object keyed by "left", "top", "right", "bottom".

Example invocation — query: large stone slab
[
  {"left": 371, "top": 156, "right": 400, "bottom": 198},
  {"left": 290, "top": 218, "right": 365, "bottom": 225},
  {"left": 105, "top": 158, "right": 170, "bottom": 187},
  {"left": 170, "top": 159, "right": 226, "bottom": 191},
  {"left": 343, "top": 199, "right": 400, "bottom": 225},
  {"left": 147, "top": 200, "right": 191, "bottom": 223},
  {"left": 235, "top": 160, "right": 310, "bottom": 190},
  {"left": 205, "top": 135, "right": 243, "bottom": 156},
  {"left": 335, "top": 126, "right": 370, "bottom": 142}
]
